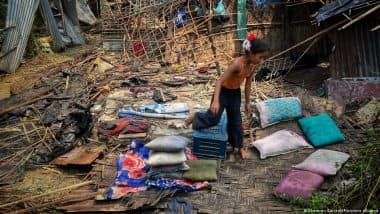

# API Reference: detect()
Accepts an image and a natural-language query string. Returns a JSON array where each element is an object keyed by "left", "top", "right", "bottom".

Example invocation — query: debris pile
[{"left": 0, "top": 0, "right": 379, "bottom": 213}]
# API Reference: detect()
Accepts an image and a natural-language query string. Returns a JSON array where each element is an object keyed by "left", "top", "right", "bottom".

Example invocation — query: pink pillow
[{"left": 273, "top": 169, "right": 324, "bottom": 199}]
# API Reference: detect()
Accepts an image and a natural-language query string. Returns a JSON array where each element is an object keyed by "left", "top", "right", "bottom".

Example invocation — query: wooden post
[
  {"left": 208, "top": 0, "right": 222, "bottom": 75},
  {"left": 237, "top": 0, "right": 247, "bottom": 40}
]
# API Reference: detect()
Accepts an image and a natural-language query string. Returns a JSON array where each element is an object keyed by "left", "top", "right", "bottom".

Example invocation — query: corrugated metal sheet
[
  {"left": 287, "top": 3, "right": 332, "bottom": 60},
  {"left": 77, "top": 0, "right": 97, "bottom": 25},
  {"left": 247, "top": 4, "right": 332, "bottom": 60},
  {"left": 63, "top": 14, "right": 86, "bottom": 45},
  {"left": 54, "top": 0, "right": 85, "bottom": 45},
  {"left": 329, "top": 17, "right": 380, "bottom": 78},
  {"left": 61, "top": 0, "right": 80, "bottom": 26},
  {"left": 0, "top": 0, "right": 40, "bottom": 72},
  {"left": 40, "top": 0, "right": 66, "bottom": 50},
  {"left": 270, "top": 5, "right": 379, "bottom": 78}
]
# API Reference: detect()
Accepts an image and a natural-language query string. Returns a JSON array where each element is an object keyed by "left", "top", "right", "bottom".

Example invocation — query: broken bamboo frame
[
  {"left": 268, "top": 18, "right": 351, "bottom": 60},
  {"left": 338, "top": 4, "right": 380, "bottom": 30},
  {"left": 284, "top": 37, "right": 320, "bottom": 75},
  {"left": 0, "top": 93, "right": 54, "bottom": 116}
]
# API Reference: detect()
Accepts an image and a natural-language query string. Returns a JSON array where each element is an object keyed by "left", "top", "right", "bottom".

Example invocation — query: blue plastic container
[
  {"left": 193, "top": 113, "right": 228, "bottom": 159},
  {"left": 192, "top": 113, "right": 228, "bottom": 141}
]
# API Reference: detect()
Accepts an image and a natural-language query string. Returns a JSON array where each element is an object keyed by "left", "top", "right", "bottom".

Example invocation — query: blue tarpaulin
[
  {"left": 252, "top": 0, "right": 280, "bottom": 9},
  {"left": 314, "top": 0, "right": 368, "bottom": 22}
]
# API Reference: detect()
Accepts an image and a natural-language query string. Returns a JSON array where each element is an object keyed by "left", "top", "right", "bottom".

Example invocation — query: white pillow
[
  {"left": 145, "top": 150, "right": 186, "bottom": 166},
  {"left": 293, "top": 149, "right": 350, "bottom": 176},
  {"left": 250, "top": 129, "right": 312, "bottom": 159},
  {"left": 145, "top": 135, "right": 190, "bottom": 152}
]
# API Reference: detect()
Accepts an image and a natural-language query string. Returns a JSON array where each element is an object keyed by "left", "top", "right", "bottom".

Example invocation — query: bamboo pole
[
  {"left": 284, "top": 37, "right": 320, "bottom": 75},
  {"left": 338, "top": 4, "right": 380, "bottom": 30},
  {"left": 0, "top": 93, "right": 53, "bottom": 116},
  {"left": 268, "top": 18, "right": 349, "bottom": 60}
]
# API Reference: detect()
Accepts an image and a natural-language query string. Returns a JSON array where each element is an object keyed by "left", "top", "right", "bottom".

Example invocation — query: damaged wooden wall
[{"left": 328, "top": 14, "right": 380, "bottom": 78}]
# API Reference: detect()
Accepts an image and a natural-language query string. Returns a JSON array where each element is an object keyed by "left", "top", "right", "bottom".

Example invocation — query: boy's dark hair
[{"left": 245, "top": 39, "right": 269, "bottom": 55}]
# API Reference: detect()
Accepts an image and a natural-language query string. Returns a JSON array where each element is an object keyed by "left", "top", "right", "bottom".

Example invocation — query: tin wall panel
[
  {"left": 0, "top": 0, "right": 40, "bottom": 72},
  {"left": 329, "top": 16, "right": 380, "bottom": 78}
]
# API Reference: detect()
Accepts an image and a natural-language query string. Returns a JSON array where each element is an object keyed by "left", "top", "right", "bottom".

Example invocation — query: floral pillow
[{"left": 256, "top": 97, "right": 302, "bottom": 128}]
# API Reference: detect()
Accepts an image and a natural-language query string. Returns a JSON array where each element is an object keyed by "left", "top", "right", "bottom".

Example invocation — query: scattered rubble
[{"left": 0, "top": 0, "right": 379, "bottom": 213}]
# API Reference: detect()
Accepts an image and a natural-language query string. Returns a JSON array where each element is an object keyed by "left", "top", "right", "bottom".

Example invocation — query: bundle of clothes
[
  {"left": 107, "top": 136, "right": 217, "bottom": 200},
  {"left": 100, "top": 118, "right": 150, "bottom": 137}
]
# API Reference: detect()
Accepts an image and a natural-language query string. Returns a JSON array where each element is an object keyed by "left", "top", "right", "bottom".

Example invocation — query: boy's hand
[{"left": 210, "top": 101, "right": 220, "bottom": 115}]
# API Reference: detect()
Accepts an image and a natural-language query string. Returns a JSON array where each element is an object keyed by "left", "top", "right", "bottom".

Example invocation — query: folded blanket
[
  {"left": 148, "top": 163, "right": 189, "bottom": 179},
  {"left": 149, "top": 172, "right": 184, "bottom": 180},
  {"left": 150, "top": 163, "right": 190, "bottom": 172},
  {"left": 147, "top": 178, "right": 208, "bottom": 192},
  {"left": 183, "top": 160, "right": 218, "bottom": 181}
]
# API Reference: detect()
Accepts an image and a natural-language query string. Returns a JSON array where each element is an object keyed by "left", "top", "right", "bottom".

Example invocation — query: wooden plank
[
  {"left": 51, "top": 144, "right": 106, "bottom": 166},
  {"left": 118, "top": 132, "right": 148, "bottom": 139}
]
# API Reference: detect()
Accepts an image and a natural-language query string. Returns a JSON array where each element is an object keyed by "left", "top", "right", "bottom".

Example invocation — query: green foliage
[
  {"left": 290, "top": 197, "right": 310, "bottom": 208},
  {"left": 366, "top": 127, "right": 375, "bottom": 137},
  {"left": 334, "top": 140, "right": 380, "bottom": 209},
  {"left": 25, "top": 31, "right": 42, "bottom": 58},
  {"left": 274, "top": 192, "right": 334, "bottom": 210},
  {"left": 335, "top": 161, "right": 340, "bottom": 169},
  {"left": 310, "top": 192, "right": 333, "bottom": 210}
]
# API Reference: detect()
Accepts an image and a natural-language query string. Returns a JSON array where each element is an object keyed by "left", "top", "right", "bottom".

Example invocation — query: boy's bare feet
[
  {"left": 226, "top": 151, "right": 236, "bottom": 162},
  {"left": 184, "top": 113, "right": 196, "bottom": 128},
  {"left": 239, "top": 148, "right": 250, "bottom": 160}
]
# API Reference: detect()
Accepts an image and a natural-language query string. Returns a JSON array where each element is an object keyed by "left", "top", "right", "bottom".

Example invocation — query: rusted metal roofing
[{"left": 0, "top": 0, "right": 40, "bottom": 72}]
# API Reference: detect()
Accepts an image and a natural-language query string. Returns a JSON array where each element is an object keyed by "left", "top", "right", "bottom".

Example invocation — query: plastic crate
[
  {"left": 192, "top": 112, "right": 228, "bottom": 141},
  {"left": 193, "top": 137, "right": 227, "bottom": 159},
  {"left": 192, "top": 112, "right": 228, "bottom": 159}
]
